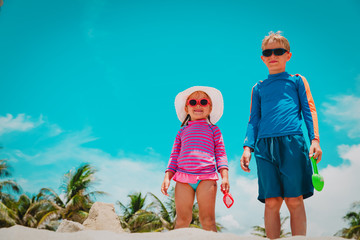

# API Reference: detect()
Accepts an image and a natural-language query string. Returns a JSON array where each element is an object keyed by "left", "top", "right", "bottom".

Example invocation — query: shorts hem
[{"left": 258, "top": 190, "right": 314, "bottom": 204}]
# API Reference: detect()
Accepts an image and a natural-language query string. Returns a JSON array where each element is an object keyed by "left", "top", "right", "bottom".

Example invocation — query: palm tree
[
  {"left": 335, "top": 201, "right": 360, "bottom": 239},
  {"left": 40, "top": 163, "right": 106, "bottom": 224},
  {"left": 147, "top": 191, "right": 174, "bottom": 231},
  {"left": 117, "top": 192, "right": 162, "bottom": 232},
  {"left": 9, "top": 193, "right": 60, "bottom": 229},
  {"left": 252, "top": 215, "right": 291, "bottom": 238},
  {"left": 0, "top": 159, "right": 21, "bottom": 197},
  {"left": 0, "top": 159, "right": 21, "bottom": 227}
]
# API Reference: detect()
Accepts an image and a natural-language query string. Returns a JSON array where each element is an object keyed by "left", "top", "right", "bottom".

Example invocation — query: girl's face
[{"left": 185, "top": 91, "right": 212, "bottom": 121}]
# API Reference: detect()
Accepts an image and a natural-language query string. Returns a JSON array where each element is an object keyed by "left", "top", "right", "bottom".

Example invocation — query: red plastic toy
[{"left": 223, "top": 193, "right": 234, "bottom": 208}]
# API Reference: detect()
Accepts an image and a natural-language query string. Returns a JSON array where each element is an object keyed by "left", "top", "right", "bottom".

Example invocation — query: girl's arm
[
  {"left": 162, "top": 129, "right": 182, "bottom": 196},
  {"left": 212, "top": 126, "right": 228, "bottom": 171},
  {"left": 161, "top": 171, "right": 174, "bottom": 196},
  {"left": 212, "top": 126, "right": 230, "bottom": 193},
  {"left": 219, "top": 168, "right": 229, "bottom": 194},
  {"left": 165, "top": 130, "right": 182, "bottom": 173}
]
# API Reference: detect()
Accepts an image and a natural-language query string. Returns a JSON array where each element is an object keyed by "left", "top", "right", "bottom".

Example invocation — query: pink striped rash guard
[{"left": 166, "top": 119, "right": 228, "bottom": 182}]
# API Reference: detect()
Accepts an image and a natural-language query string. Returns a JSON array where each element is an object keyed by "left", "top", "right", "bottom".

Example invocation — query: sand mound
[{"left": 82, "top": 202, "right": 124, "bottom": 233}]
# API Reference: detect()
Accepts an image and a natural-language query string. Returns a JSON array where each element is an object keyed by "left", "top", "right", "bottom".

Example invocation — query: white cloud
[
  {"left": 0, "top": 114, "right": 43, "bottom": 136},
  {"left": 219, "top": 214, "right": 240, "bottom": 229},
  {"left": 5, "top": 126, "right": 166, "bottom": 208},
  {"left": 12, "top": 127, "right": 98, "bottom": 165},
  {"left": 322, "top": 95, "right": 360, "bottom": 138},
  {"left": 47, "top": 124, "right": 63, "bottom": 137}
]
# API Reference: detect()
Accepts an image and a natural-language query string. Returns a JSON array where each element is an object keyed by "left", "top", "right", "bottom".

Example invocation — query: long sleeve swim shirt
[
  {"left": 166, "top": 119, "right": 228, "bottom": 176},
  {"left": 244, "top": 72, "right": 320, "bottom": 150}
]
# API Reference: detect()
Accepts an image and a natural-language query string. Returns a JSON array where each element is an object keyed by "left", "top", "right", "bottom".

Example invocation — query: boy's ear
[
  {"left": 260, "top": 55, "right": 266, "bottom": 63},
  {"left": 286, "top": 52, "right": 292, "bottom": 61},
  {"left": 184, "top": 105, "right": 188, "bottom": 113}
]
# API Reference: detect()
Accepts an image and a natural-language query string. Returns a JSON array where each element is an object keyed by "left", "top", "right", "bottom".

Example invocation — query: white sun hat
[{"left": 175, "top": 86, "right": 224, "bottom": 124}]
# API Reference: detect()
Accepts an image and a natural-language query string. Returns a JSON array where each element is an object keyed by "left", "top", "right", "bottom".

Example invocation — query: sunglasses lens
[
  {"left": 262, "top": 50, "right": 272, "bottom": 57},
  {"left": 189, "top": 99, "right": 197, "bottom": 106},
  {"left": 200, "top": 99, "right": 208, "bottom": 106},
  {"left": 274, "top": 48, "right": 287, "bottom": 56}
]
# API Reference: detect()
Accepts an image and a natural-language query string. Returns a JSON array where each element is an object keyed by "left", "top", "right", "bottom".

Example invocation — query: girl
[{"left": 161, "top": 86, "right": 229, "bottom": 232}]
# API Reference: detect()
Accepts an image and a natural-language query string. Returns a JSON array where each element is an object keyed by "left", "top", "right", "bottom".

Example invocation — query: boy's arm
[
  {"left": 241, "top": 84, "right": 260, "bottom": 172},
  {"left": 297, "top": 75, "right": 322, "bottom": 162},
  {"left": 243, "top": 83, "right": 261, "bottom": 151},
  {"left": 240, "top": 146, "right": 252, "bottom": 172}
]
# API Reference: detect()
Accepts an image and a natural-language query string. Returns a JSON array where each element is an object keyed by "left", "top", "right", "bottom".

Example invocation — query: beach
[{"left": 0, "top": 225, "right": 346, "bottom": 240}]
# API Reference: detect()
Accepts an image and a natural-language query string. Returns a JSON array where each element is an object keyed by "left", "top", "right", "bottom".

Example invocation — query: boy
[{"left": 240, "top": 31, "right": 322, "bottom": 239}]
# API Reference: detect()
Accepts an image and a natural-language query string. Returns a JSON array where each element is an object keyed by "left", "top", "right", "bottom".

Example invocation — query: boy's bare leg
[
  {"left": 265, "top": 197, "right": 283, "bottom": 239},
  {"left": 174, "top": 182, "right": 195, "bottom": 229},
  {"left": 285, "top": 196, "right": 306, "bottom": 236},
  {"left": 196, "top": 180, "right": 217, "bottom": 232}
]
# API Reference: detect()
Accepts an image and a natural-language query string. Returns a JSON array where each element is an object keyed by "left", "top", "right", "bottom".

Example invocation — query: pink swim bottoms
[{"left": 173, "top": 171, "right": 219, "bottom": 184}]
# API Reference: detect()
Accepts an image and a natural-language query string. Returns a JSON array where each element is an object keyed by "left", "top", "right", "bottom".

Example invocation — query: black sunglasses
[{"left": 262, "top": 48, "right": 288, "bottom": 57}]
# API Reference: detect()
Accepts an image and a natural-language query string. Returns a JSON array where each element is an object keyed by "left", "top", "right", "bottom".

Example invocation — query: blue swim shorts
[{"left": 254, "top": 135, "right": 314, "bottom": 203}]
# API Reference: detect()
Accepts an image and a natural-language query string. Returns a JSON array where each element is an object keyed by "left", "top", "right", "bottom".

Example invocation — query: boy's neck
[{"left": 269, "top": 70, "right": 286, "bottom": 75}]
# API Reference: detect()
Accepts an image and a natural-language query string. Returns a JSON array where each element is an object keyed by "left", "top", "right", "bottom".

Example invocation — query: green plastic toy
[{"left": 311, "top": 156, "right": 324, "bottom": 191}]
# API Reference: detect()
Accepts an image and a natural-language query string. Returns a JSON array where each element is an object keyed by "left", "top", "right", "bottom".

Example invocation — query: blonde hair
[{"left": 262, "top": 31, "right": 290, "bottom": 51}]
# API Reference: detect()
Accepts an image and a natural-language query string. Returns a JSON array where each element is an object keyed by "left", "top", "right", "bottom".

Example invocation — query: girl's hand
[
  {"left": 309, "top": 139, "right": 322, "bottom": 163},
  {"left": 219, "top": 169, "right": 229, "bottom": 193},
  {"left": 161, "top": 171, "right": 174, "bottom": 196},
  {"left": 221, "top": 178, "right": 230, "bottom": 194},
  {"left": 240, "top": 147, "right": 252, "bottom": 172},
  {"left": 161, "top": 179, "right": 170, "bottom": 196}
]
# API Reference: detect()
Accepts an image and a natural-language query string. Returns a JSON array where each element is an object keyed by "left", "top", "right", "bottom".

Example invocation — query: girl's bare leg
[
  {"left": 174, "top": 182, "right": 195, "bottom": 228},
  {"left": 196, "top": 180, "right": 217, "bottom": 232}
]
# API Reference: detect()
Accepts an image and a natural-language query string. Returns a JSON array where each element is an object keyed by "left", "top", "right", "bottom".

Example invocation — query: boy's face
[{"left": 261, "top": 41, "right": 292, "bottom": 75}]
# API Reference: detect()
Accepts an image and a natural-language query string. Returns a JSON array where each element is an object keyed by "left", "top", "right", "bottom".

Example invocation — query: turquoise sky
[{"left": 1, "top": 0, "right": 360, "bottom": 236}]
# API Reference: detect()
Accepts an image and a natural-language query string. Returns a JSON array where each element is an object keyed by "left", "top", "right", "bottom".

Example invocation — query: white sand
[{"left": 0, "top": 225, "right": 345, "bottom": 240}]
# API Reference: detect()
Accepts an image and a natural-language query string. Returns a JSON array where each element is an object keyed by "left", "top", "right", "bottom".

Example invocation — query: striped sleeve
[
  {"left": 211, "top": 125, "right": 228, "bottom": 172},
  {"left": 297, "top": 75, "right": 320, "bottom": 142},
  {"left": 165, "top": 129, "right": 182, "bottom": 173}
]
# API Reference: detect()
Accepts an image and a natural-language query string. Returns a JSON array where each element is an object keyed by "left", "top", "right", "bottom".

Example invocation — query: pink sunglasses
[{"left": 187, "top": 98, "right": 210, "bottom": 107}]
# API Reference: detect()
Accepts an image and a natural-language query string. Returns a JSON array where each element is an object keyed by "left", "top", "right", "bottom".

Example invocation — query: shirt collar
[{"left": 188, "top": 119, "right": 208, "bottom": 125}]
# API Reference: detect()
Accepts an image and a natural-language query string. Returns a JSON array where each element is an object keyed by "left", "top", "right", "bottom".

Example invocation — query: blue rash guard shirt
[{"left": 244, "top": 72, "right": 319, "bottom": 150}]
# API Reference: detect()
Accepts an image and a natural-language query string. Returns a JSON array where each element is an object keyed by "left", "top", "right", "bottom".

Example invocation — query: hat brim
[{"left": 175, "top": 86, "right": 224, "bottom": 124}]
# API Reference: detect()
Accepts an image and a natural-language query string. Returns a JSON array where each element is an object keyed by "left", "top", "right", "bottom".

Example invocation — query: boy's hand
[
  {"left": 309, "top": 139, "right": 322, "bottom": 163},
  {"left": 240, "top": 147, "right": 252, "bottom": 172}
]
